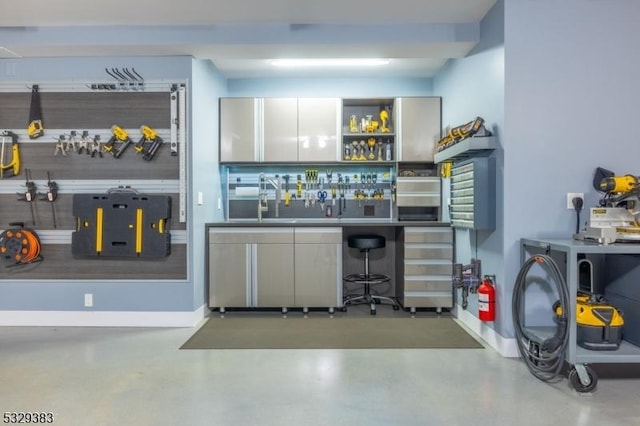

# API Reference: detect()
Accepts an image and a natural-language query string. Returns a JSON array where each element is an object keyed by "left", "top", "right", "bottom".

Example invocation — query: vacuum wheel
[{"left": 568, "top": 366, "right": 598, "bottom": 393}]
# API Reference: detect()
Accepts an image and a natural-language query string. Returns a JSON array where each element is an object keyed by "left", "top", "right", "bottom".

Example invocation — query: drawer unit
[
  {"left": 404, "top": 245, "right": 453, "bottom": 260},
  {"left": 449, "top": 157, "right": 495, "bottom": 230},
  {"left": 403, "top": 277, "right": 451, "bottom": 292},
  {"left": 404, "top": 260, "right": 452, "bottom": 276},
  {"left": 396, "top": 177, "right": 441, "bottom": 207},
  {"left": 399, "top": 227, "right": 453, "bottom": 312}
]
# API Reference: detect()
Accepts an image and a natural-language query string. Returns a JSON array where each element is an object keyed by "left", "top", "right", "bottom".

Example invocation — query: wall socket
[
  {"left": 567, "top": 192, "right": 584, "bottom": 209},
  {"left": 84, "top": 293, "right": 93, "bottom": 307}
]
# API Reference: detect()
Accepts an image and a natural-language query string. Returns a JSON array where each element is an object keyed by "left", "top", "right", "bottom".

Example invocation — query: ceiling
[{"left": 0, "top": 0, "right": 497, "bottom": 79}]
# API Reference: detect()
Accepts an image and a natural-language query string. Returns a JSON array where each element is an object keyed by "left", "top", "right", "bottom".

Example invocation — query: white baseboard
[
  {"left": 453, "top": 304, "right": 520, "bottom": 358},
  {"left": 0, "top": 305, "right": 207, "bottom": 327}
]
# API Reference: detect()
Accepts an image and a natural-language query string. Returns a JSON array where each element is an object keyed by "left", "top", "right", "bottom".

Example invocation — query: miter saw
[{"left": 575, "top": 167, "right": 640, "bottom": 244}]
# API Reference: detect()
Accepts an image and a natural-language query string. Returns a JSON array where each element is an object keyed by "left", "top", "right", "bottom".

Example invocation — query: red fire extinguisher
[{"left": 478, "top": 275, "right": 496, "bottom": 321}]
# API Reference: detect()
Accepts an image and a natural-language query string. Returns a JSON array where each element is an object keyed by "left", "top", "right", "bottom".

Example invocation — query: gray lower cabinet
[
  {"left": 293, "top": 228, "right": 342, "bottom": 310},
  {"left": 208, "top": 227, "right": 341, "bottom": 311},
  {"left": 208, "top": 228, "right": 294, "bottom": 311},
  {"left": 399, "top": 227, "right": 453, "bottom": 312}
]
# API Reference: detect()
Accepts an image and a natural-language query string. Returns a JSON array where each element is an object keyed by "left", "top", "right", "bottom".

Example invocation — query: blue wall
[
  {"left": 433, "top": 1, "right": 506, "bottom": 333},
  {"left": 228, "top": 78, "right": 432, "bottom": 98},
  {"left": 500, "top": 0, "right": 640, "bottom": 337},
  {"left": 190, "top": 59, "right": 228, "bottom": 309}
]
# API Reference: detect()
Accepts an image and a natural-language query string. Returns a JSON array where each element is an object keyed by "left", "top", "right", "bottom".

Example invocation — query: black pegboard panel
[
  {"left": 0, "top": 243, "right": 187, "bottom": 280},
  {"left": 0, "top": 193, "right": 185, "bottom": 231},
  {"left": 15, "top": 143, "right": 179, "bottom": 180},
  {"left": 0, "top": 92, "right": 171, "bottom": 129}
]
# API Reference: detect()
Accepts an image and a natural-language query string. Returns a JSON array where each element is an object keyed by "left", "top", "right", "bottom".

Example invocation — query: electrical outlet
[
  {"left": 84, "top": 293, "right": 93, "bottom": 308},
  {"left": 567, "top": 192, "right": 584, "bottom": 209}
]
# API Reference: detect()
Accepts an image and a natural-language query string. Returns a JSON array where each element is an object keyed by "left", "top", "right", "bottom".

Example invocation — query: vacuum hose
[{"left": 512, "top": 254, "right": 570, "bottom": 382}]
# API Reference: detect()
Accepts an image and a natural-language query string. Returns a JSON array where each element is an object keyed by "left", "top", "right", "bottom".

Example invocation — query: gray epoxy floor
[{"left": 1, "top": 312, "right": 640, "bottom": 426}]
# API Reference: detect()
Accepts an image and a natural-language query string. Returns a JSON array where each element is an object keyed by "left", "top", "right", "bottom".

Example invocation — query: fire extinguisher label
[
  {"left": 479, "top": 301, "right": 489, "bottom": 312},
  {"left": 479, "top": 293, "right": 490, "bottom": 302}
]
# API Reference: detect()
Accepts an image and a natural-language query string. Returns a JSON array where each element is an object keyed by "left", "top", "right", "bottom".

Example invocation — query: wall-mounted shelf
[{"left": 434, "top": 136, "right": 497, "bottom": 164}]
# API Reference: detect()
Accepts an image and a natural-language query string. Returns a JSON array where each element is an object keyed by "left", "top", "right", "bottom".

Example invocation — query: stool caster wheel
[
  {"left": 370, "top": 309, "right": 376, "bottom": 315},
  {"left": 393, "top": 305, "right": 400, "bottom": 311},
  {"left": 340, "top": 307, "right": 348, "bottom": 312}
]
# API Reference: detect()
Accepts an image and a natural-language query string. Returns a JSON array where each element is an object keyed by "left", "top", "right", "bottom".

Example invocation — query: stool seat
[
  {"left": 343, "top": 234, "right": 399, "bottom": 315},
  {"left": 348, "top": 234, "right": 385, "bottom": 251}
]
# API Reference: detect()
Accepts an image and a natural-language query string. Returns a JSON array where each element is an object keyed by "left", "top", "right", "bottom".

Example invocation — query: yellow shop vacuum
[{"left": 555, "top": 293, "right": 624, "bottom": 351}]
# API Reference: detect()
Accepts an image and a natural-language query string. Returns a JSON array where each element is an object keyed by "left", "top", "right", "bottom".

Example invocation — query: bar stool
[{"left": 343, "top": 234, "right": 399, "bottom": 315}]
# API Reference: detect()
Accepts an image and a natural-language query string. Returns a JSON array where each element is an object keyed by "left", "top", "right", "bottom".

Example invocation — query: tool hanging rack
[
  {"left": 0, "top": 76, "right": 188, "bottom": 280},
  {"left": 0, "top": 78, "right": 177, "bottom": 93}
]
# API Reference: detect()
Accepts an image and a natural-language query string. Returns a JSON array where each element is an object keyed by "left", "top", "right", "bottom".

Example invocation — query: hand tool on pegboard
[
  {"left": 16, "top": 168, "right": 37, "bottom": 225},
  {"left": 1, "top": 130, "right": 20, "bottom": 178},
  {"left": 135, "top": 125, "right": 164, "bottom": 161},
  {"left": 103, "top": 125, "right": 134, "bottom": 158},
  {"left": 91, "top": 134, "right": 104, "bottom": 158},
  {"left": 39, "top": 171, "right": 59, "bottom": 229},
  {"left": 27, "top": 84, "right": 44, "bottom": 139}
]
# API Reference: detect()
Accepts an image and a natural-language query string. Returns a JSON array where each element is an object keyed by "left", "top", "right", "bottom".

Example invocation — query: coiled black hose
[{"left": 512, "top": 254, "right": 570, "bottom": 382}]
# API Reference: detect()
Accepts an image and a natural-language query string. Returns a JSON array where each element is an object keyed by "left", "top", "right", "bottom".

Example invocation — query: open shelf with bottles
[{"left": 342, "top": 98, "right": 396, "bottom": 162}]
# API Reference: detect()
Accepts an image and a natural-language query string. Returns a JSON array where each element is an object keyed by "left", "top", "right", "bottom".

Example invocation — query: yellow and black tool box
[
  {"left": 72, "top": 191, "right": 171, "bottom": 258},
  {"left": 557, "top": 293, "right": 624, "bottom": 351}
]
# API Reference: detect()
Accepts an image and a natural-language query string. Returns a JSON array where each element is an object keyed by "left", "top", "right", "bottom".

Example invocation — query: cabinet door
[
  {"left": 398, "top": 97, "right": 441, "bottom": 162},
  {"left": 294, "top": 228, "right": 342, "bottom": 308},
  {"left": 255, "top": 243, "right": 295, "bottom": 306},
  {"left": 298, "top": 98, "right": 339, "bottom": 162},
  {"left": 219, "top": 98, "right": 258, "bottom": 162},
  {"left": 263, "top": 98, "right": 298, "bottom": 162},
  {"left": 209, "top": 243, "right": 250, "bottom": 308}
]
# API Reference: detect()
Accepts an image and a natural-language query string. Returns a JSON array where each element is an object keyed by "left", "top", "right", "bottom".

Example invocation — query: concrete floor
[{"left": 1, "top": 311, "right": 640, "bottom": 426}]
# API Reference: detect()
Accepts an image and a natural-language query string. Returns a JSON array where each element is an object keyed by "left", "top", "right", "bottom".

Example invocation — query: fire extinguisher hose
[{"left": 512, "top": 254, "right": 570, "bottom": 382}]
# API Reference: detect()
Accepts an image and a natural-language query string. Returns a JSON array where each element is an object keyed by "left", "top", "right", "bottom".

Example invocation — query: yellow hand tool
[{"left": 0, "top": 131, "right": 20, "bottom": 178}]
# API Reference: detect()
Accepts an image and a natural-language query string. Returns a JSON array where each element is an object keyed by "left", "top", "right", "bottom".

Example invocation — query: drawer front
[
  {"left": 404, "top": 279, "right": 451, "bottom": 293},
  {"left": 404, "top": 228, "right": 452, "bottom": 243},
  {"left": 209, "top": 228, "right": 293, "bottom": 244},
  {"left": 404, "top": 262, "right": 452, "bottom": 276},
  {"left": 404, "top": 246, "right": 453, "bottom": 260},
  {"left": 396, "top": 177, "right": 441, "bottom": 193},
  {"left": 396, "top": 194, "right": 441, "bottom": 207},
  {"left": 294, "top": 227, "right": 342, "bottom": 244},
  {"left": 402, "top": 294, "right": 453, "bottom": 308}
]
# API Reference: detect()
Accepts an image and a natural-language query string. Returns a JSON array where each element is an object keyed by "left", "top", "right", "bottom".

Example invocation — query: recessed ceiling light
[{"left": 271, "top": 58, "right": 390, "bottom": 67}]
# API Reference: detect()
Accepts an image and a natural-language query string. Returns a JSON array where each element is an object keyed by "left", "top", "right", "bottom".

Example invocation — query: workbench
[{"left": 206, "top": 220, "right": 453, "bottom": 314}]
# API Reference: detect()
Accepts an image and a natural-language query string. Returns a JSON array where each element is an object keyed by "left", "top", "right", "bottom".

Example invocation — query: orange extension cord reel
[{"left": 0, "top": 222, "right": 43, "bottom": 267}]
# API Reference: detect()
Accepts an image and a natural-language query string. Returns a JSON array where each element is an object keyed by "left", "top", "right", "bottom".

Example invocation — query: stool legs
[{"left": 343, "top": 249, "right": 399, "bottom": 315}]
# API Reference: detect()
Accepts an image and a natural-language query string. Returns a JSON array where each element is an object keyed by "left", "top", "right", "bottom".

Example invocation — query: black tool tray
[{"left": 72, "top": 190, "right": 171, "bottom": 258}]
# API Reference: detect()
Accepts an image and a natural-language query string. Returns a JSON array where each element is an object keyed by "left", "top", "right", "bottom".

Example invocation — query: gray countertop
[{"left": 206, "top": 219, "right": 451, "bottom": 228}]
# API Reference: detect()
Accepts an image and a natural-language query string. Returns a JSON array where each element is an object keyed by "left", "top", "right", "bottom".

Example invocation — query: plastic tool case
[{"left": 72, "top": 190, "right": 171, "bottom": 258}]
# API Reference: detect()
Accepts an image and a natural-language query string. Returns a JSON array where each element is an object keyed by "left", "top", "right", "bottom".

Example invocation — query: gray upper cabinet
[
  {"left": 298, "top": 98, "right": 340, "bottom": 162},
  {"left": 397, "top": 97, "right": 442, "bottom": 162},
  {"left": 263, "top": 97, "right": 340, "bottom": 162},
  {"left": 219, "top": 97, "right": 259, "bottom": 162},
  {"left": 263, "top": 98, "right": 299, "bottom": 162}
]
